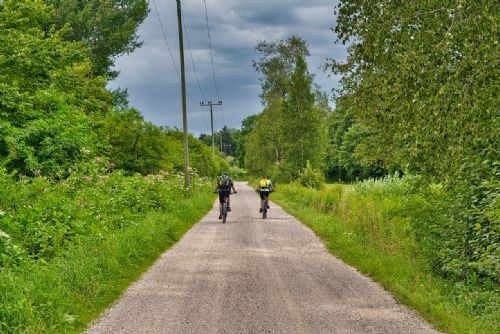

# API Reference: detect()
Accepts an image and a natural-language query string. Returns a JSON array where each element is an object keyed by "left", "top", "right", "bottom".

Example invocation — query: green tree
[
  {"left": 247, "top": 36, "right": 329, "bottom": 181},
  {"left": 325, "top": 100, "right": 386, "bottom": 181},
  {"left": 0, "top": 0, "right": 111, "bottom": 177},
  {"left": 330, "top": 0, "right": 499, "bottom": 282},
  {"left": 45, "top": 0, "right": 149, "bottom": 77},
  {"left": 164, "top": 131, "right": 228, "bottom": 177},
  {"left": 244, "top": 99, "right": 284, "bottom": 176},
  {"left": 220, "top": 126, "right": 239, "bottom": 157},
  {"left": 253, "top": 35, "right": 309, "bottom": 101},
  {"left": 100, "top": 108, "right": 168, "bottom": 174},
  {"left": 198, "top": 126, "right": 240, "bottom": 159},
  {"left": 330, "top": 0, "right": 498, "bottom": 184},
  {"left": 281, "top": 55, "right": 326, "bottom": 179},
  {"left": 235, "top": 114, "right": 258, "bottom": 167}
]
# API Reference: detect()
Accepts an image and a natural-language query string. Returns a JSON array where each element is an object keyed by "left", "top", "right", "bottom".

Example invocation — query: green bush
[
  {"left": 330, "top": 0, "right": 499, "bottom": 289},
  {"left": 228, "top": 165, "right": 247, "bottom": 181},
  {"left": 0, "top": 162, "right": 210, "bottom": 266},
  {"left": 298, "top": 160, "right": 324, "bottom": 189}
]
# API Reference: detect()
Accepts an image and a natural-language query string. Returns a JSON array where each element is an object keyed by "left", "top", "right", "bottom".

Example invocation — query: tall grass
[
  {"left": 0, "top": 165, "right": 215, "bottom": 333},
  {"left": 272, "top": 176, "right": 498, "bottom": 334}
]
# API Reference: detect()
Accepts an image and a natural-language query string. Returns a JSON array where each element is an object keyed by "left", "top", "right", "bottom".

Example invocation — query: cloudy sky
[{"left": 109, "top": 0, "right": 346, "bottom": 137}]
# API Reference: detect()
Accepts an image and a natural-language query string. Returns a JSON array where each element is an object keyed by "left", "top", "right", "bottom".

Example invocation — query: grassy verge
[
  {"left": 0, "top": 193, "right": 214, "bottom": 334},
  {"left": 272, "top": 179, "right": 498, "bottom": 334}
]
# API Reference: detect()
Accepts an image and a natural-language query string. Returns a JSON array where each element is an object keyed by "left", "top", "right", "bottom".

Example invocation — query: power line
[
  {"left": 203, "top": 0, "right": 225, "bottom": 127},
  {"left": 151, "top": 0, "right": 179, "bottom": 78},
  {"left": 182, "top": 11, "right": 208, "bottom": 101},
  {"left": 181, "top": 10, "right": 212, "bottom": 133},
  {"left": 150, "top": 0, "right": 210, "bottom": 134}
]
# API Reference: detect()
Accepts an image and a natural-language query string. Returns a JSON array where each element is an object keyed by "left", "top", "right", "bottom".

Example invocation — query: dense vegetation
[
  {"left": 0, "top": 1, "right": 222, "bottom": 332},
  {"left": 0, "top": 166, "right": 213, "bottom": 333},
  {"left": 329, "top": 0, "right": 498, "bottom": 288},
  {"left": 272, "top": 179, "right": 498, "bottom": 334}
]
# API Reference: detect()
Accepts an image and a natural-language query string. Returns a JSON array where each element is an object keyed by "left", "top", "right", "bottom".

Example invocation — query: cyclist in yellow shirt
[{"left": 257, "top": 175, "right": 272, "bottom": 213}]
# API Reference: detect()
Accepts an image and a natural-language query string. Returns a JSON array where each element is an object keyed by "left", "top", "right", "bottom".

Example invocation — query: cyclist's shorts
[
  {"left": 219, "top": 190, "right": 231, "bottom": 203},
  {"left": 259, "top": 190, "right": 270, "bottom": 200}
]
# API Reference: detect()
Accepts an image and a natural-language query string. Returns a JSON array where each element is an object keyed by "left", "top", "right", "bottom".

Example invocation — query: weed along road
[{"left": 86, "top": 182, "right": 440, "bottom": 334}]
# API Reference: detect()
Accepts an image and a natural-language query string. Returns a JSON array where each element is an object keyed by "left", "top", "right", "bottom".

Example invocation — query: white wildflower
[
  {"left": 0, "top": 210, "right": 5, "bottom": 216},
  {"left": 0, "top": 229, "right": 10, "bottom": 239},
  {"left": 80, "top": 147, "right": 91, "bottom": 155}
]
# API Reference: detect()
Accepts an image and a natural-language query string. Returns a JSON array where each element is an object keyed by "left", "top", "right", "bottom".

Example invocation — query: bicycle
[
  {"left": 260, "top": 190, "right": 273, "bottom": 219},
  {"left": 217, "top": 191, "right": 236, "bottom": 224}
]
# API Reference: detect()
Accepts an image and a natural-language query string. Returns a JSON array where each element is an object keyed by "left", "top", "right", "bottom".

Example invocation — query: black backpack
[{"left": 219, "top": 175, "right": 230, "bottom": 187}]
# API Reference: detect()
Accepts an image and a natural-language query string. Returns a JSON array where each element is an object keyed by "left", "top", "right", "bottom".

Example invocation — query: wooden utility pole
[
  {"left": 200, "top": 100, "right": 222, "bottom": 158},
  {"left": 176, "top": 0, "right": 190, "bottom": 188}
]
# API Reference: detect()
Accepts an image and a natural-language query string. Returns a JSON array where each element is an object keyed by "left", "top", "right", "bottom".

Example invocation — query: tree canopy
[
  {"left": 45, "top": 0, "right": 149, "bottom": 77},
  {"left": 0, "top": 0, "right": 111, "bottom": 177},
  {"left": 246, "top": 36, "right": 328, "bottom": 181},
  {"left": 329, "top": 0, "right": 499, "bottom": 283}
]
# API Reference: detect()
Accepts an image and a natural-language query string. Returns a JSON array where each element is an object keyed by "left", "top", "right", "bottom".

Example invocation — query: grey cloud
[{"left": 110, "top": 0, "right": 345, "bottom": 134}]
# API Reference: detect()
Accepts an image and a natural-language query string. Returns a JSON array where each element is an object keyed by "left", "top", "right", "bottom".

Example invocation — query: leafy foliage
[
  {"left": 0, "top": 0, "right": 111, "bottom": 177},
  {"left": 330, "top": 0, "right": 499, "bottom": 283},
  {"left": 100, "top": 108, "right": 228, "bottom": 176},
  {"left": 325, "top": 100, "right": 387, "bottom": 181},
  {"left": 246, "top": 36, "right": 328, "bottom": 181},
  {"left": 281, "top": 55, "right": 326, "bottom": 177},
  {"left": 234, "top": 114, "right": 258, "bottom": 167},
  {"left": 199, "top": 126, "right": 240, "bottom": 158},
  {"left": 244, "top": 99, "right": 284, "bottom": 177},
  {"left": 253, "top": 35, "right": 309, "bottom": 101},
  {"left": 0, "top": 164, "right": 212, "bottom": 267},
  {"left": 273, "top": 178, "right": 499, "bottom": 333},
  {"left": 45, "top": 0, "right": 149, "bottom": 77},
  {"left": 100, "top": 108, "right": 170, "bottom": 174},
  {"left": 298, "top": 160, "right": 324, "bottom": 189}
]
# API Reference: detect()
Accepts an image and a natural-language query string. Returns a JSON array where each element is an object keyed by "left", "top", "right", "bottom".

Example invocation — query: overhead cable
[{"left": 203, "top": 0, "right": 225, "bottom": 127}]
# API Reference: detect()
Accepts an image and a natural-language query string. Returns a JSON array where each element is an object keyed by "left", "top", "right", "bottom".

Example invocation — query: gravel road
[{"left": 86, "top": 182, "right": 440, "bottom": 334}]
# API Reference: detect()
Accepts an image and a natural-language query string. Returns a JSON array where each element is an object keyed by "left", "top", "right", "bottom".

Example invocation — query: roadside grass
[
  {"left": 272, "top": 179, "right": 498, "bottom": 334},
  {"left": 0, "top": 172, "right": 215, "bottom": 334}
]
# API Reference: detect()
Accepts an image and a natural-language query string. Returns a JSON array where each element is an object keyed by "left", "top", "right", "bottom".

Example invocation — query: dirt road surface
[{"left": 86, "top": 182, "right": 440, "bottom": 334}]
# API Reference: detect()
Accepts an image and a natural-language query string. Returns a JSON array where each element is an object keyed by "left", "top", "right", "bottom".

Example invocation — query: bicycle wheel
[{"left": 222, "top": 201, "right": 228, "bottom": 224}]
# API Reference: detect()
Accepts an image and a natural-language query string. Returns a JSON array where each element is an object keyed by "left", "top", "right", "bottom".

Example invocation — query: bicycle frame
[
  {"left": 221, "top": 195, "right": 229, "bottom": 223},
  {"left": 262, "top": 197, "right": 268, "bottom": 219}
]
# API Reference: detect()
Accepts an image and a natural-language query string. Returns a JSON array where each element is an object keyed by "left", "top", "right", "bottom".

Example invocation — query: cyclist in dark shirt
[{"left": 215, "top": 173, "right": 237, "bottom": 219}]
